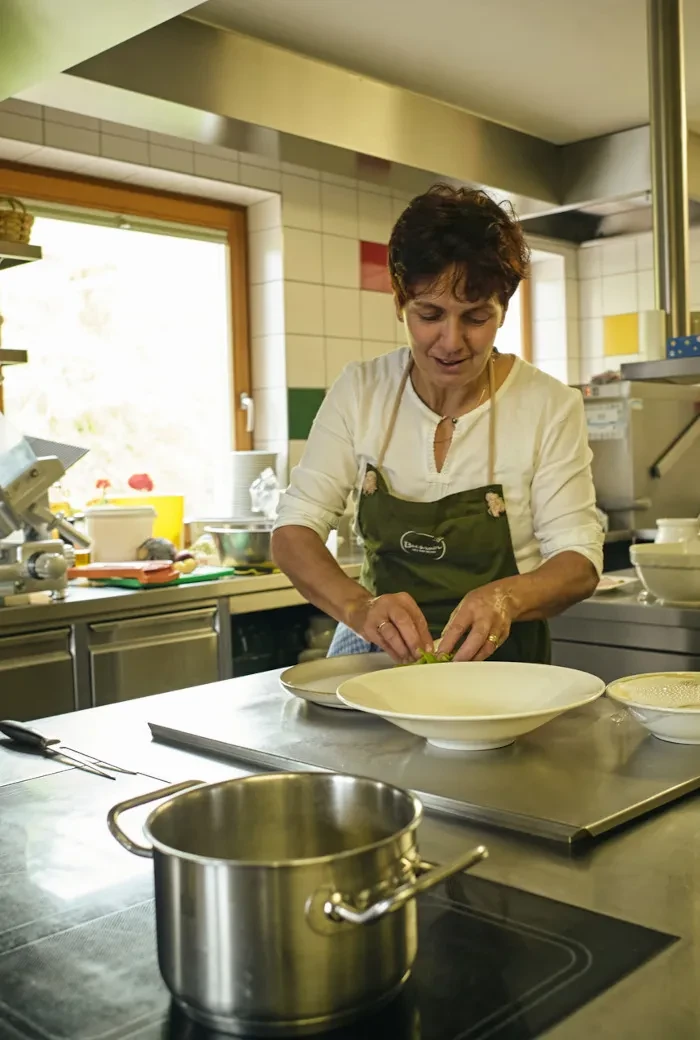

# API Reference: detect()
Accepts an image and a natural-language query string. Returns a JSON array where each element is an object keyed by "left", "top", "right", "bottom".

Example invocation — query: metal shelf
[
  {"left": 621, "top": 356, "right": 700, "bottom": 383},
  {"left": 0, "top": 240, "right": 42, "bottom": 272}
]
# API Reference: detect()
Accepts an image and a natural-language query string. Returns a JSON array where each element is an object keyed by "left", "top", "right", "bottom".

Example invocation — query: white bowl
[
  {"left": 337, "top": 662, "right": 605, "bottom": 751},
  {"left": 630, "top": 542, "right": 700, "bottom": 605},
  {"left": 607, "top": 672, "right": 700, "bottom": 744}
]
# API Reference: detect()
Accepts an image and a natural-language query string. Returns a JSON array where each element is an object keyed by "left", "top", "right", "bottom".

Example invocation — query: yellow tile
[{"left": 603, "top": 313, "right": 639, "bottom": 356}]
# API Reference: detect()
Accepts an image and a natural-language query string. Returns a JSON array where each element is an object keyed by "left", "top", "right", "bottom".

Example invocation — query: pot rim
[{"left": 143, "top": 771, "right": 424, "bottom": 868}]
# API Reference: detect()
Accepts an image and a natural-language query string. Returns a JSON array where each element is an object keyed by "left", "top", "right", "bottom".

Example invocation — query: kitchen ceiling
[{"left": 191, "top": 0, "right": 700, "bottom": 144}]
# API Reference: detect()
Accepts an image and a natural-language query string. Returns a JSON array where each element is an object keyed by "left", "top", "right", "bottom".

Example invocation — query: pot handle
[
  {"left": 325, "top": 844, "right": 488, "bottom": 926},
  {"left": 107, "top": 779, "right": 204, "bottom": 858}
]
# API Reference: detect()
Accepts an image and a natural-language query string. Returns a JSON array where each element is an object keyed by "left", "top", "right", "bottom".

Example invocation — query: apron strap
[{"left": 376, "top": 354, "right": 498, "bottom": 478}]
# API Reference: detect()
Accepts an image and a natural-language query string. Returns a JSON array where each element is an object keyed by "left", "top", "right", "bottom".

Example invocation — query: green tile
[{"left": 288, "top": 388, "right": 326, "bottom": 440}]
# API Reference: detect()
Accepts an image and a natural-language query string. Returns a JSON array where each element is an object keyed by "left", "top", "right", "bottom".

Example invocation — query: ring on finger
[
  {"left": 377, "top": 620, "right": 390, "bottom": 633},
  {"left": 487, "top": 633, "right": 500, "bottom": 647}
]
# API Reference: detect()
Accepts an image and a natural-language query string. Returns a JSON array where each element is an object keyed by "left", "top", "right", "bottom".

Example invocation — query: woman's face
[{"left": 398, "top": 272, "right": 505, "bottom": 389}]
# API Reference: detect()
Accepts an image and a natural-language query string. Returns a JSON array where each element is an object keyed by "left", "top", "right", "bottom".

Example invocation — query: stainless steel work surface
[{"left": 148, "top": 679, "right": 700, "bottom": 843}]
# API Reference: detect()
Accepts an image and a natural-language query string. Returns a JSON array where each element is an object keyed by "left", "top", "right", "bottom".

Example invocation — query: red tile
[{"left": 360, "top": 240, "right": 392, "bottom": 294}]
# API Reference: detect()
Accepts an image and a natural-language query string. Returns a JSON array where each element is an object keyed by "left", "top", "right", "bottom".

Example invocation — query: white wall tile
[
  {"left": 0, "top": 111, "right": 42, "bottom": 146},
  {"left": 100, "top": 133, "right": 148, "bottom": 165},
  {"left": 579, "top": 278, "right": 603, "bottom": 319},
  {"left": 239, "top": 151, "right": 280, "bottom": 170},
  {"left": 195, "top": 141, "right": 239, "bottom": 161},
  {"left": 83, "top": 157, "right": 136, "bottom": 181},
  {"left": 249, "top": 196, "right": 282, "bottom": 233},
  {"left": 637, "top": 269, "right": 655, "bottom": 311},
  {"left": 362, "top": 340, "right": 395, "bottom": 362},
  {"left": 358, "top": 190, "right": 393, "bottom": 243},
  {"left": 100, "top": 119, "right": 148, "bottom": 141},
  {"left": 251, "top": 335, "right": 286, "bottom": 390},
  {"left": 44, "top": 107, "right": 99, "bottom": 130},
  {"left": 531, "top": 257, "right": 562, "bottom": 281},
  {"left": 0, "top": 98, "right": 42, "bottom": 118},
  {"left": 240, "top": 164, "right": 281, "bottom": 192},
  {"left": 577, "top": 243, "right": 602, "bottom": 279},
  {"left": 285, "top": 281, "right": 324, "bottom": 336},
  {"left": 44, "top": 121, "right": 98, "bottom": 155},
  {"left": 636, "top": 232, "right": 654, "bottom": 270},
  {"left": 533, "top": 318, "right": 566, "bottom": 361},
  {"left": 149, "top": 143, "right": 194, "bottom": 174},
  {"left": 193, "top": 153, "right": 239, "bottom": 183},
  {"left": 580, "top": 355, "right": 606, "bottom": 383},
  {"left": 325, "top": 338, "right": 362, "bottom": 385},
  {"left": 321, "top": 183, "right": 358, "bottom": 238},
  {"left": 532, "top": 279, "right": 565, "bottom": 321},
  {"left": 282, "top": 174, "right": 321, "bottom": 231},
  {"left": 602, "top": 272, "right": 637, "bottom": 316},
  {"left": 322, "top": 235, "right": 359, "bottom": 288},
  {"left": 286, "top": 335, "right": 326, "bottom": 387},
  {"left": 392, "top": 195, "right": 410, "bottom": 222},
  {"left": 324, "top": 287, "right": 361, "bottom": 339},
  {"left": 250, "top": 281, "right": 284, "bottom": 338},
  {"left": 360, "top": 291, "right": 396, "bottom": 342},
  {"left": 580, "top": 317, "right": 604, "bottom": 359},
  {"left": 565, "top": 279, "right": 579, "bottom": 322},
  {"left": 24, "top": 146, "right": 88, "bottom": 173},
  {"left": 284, "top": 228, "right": 323, "bottom": 284},
  {"left": 691, "top": 262, "right": 700, "bottom": 309},
  {"left": 148, "top": 130, "right": 194, "bottom": 150},
  {"left": 248, "top": 227, "right": 283, "bottom": 285},
  {"left": 281, "top": 160, "right": 320, "bottom": 179},
  {"left": 601, "top": 237, "right": 637, "bottom": 276},
  {"left": 253, "top": 387, "right": 287, "bottom": 443},
  {"left": 321, "top": 171, "right": 357, "bottom": 188}
]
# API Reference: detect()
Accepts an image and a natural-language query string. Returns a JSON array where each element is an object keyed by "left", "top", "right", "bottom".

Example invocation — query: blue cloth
[{"left": 327, "top": 622, "right": 382, "bottom": 657}]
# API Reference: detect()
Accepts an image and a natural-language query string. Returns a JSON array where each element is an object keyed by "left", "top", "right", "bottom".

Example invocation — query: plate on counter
[
  {"left": 280, "top": 653, "right": 394, "bottom": 710},
  {"left": 594, "top": 575, "right": 638, "bottom": 595}
]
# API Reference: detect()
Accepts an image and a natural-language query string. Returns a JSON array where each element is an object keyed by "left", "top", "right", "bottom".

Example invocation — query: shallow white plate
[
  {"left": 280, "top": 653, "right": 394, "bottom": 710},
  {"left": 607, "top": 672, "right": 700, "bottom": 744},
  {"left": 594, "top": 575, "right": 637, "bottom": 595},
  {"left": 338, "top": 661, "right": 605, "bottom": 750}
]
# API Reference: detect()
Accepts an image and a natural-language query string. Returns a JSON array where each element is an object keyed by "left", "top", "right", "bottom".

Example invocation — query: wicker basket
[{"left": 0, "top": 197, "right": 33, "bottom": 244}]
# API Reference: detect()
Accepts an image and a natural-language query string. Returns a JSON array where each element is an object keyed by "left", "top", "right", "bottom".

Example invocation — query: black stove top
[{"left": 0, "top": 770, "right": 677, "bottom": 1040}]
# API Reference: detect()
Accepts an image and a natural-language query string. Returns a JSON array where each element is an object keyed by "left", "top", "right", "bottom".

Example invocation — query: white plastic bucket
[{"left": 86, "top": 505, "right": 156, "bottom": 563}]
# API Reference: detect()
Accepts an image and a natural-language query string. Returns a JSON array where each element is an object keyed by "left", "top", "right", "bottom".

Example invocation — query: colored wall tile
[
  {"left": 288, "top": 387, "right": 326, "bottom": 440},
  {"left": 360, "top": 241, "right": 392, "bottom": 293},
  {"left": 603, "top": 313, "right": 639, "bottom": 356}
]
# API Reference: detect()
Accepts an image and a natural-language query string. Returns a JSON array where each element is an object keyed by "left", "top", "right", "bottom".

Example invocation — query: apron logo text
[{"left": 399, "top": 531, "right": 447, "bottom": 560}]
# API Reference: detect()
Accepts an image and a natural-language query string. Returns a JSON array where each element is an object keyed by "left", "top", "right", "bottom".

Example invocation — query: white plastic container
[
  {"left": 654, "top": 518, "right": 700, "bottom": 545},
  {"left": 85, "top": 505, "right": 156, "bottom": 563}
]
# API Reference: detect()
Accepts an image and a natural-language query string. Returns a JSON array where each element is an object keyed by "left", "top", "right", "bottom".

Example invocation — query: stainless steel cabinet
[
  {"left": 88, "top": 607, "right": 219, "bottom": 706},
  {"left": 0, "top": 628, "right": 75, "bottom": 721},
  {"left": 551, "top": 639, "right": 700, "bottom": 684}
]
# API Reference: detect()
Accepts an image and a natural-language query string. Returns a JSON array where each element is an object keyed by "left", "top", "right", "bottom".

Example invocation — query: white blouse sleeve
[
  {"left": 274, "top": 364, "right": 361, "bottom": 542},
  {"left": 531, "top": 389, "right": 604, "bottom": 575}
]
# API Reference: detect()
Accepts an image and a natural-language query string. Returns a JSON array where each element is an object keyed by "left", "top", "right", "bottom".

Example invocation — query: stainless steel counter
[{"left": 2, "top": 674, "right": 698, "bottom": 1038}]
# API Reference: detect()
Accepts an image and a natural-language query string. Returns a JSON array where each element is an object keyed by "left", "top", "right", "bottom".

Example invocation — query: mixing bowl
[{"left": 630, "top": 542, "right": 700, "bottom": 605}]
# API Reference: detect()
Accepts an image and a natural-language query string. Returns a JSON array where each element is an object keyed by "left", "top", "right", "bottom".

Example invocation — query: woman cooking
[{"left": 272, "top": 185, "right": 603, "bottom": 664}]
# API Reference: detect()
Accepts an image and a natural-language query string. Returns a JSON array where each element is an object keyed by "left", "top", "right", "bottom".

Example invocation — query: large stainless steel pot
[{"left": 108, "top": 772, "right": 487, "bottom": 1037}]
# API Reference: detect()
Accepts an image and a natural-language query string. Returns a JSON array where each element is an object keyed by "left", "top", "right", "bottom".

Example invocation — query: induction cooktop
[{"left": 0, "top": 770, "right": 677, "bottom": 1040}]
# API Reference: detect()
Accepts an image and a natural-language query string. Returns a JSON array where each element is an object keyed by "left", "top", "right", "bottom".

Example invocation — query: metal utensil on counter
[{"left": 0, "top": 719, "right": 138, "bottom": 780}]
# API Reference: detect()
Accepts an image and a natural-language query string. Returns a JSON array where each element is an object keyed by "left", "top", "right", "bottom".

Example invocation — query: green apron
[{"left": 356, "top": 358, "right": 550, "bottom": 664}]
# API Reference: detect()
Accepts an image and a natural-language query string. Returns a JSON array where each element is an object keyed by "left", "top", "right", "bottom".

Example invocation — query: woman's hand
[
  {"left": 439, "top": 585, "right": 517, "bottom": 662},
  {"left": 346, "top": 592, "right": 433, "bottom": 664}
]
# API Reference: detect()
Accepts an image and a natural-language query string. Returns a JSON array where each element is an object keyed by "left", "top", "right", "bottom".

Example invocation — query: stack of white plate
[{"left": 231, "top": 450, "right": 278, "bottom": 519}]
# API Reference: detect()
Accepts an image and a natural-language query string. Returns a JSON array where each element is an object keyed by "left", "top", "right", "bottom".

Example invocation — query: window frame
[{"left": 0, "top": 161, "right": 252, "bottom": 449}]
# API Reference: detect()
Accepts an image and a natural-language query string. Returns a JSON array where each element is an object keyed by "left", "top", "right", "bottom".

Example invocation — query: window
[
  {"left": 496, "top": 285, "right": 523, "bottom": 357},
  {"left": 0, "top": 215, "right": 234, "bottom": 516}
]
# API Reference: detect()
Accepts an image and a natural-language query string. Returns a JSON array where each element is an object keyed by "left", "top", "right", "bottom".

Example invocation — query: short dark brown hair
[{"left": 388, "top": 184, "right": 530, "bottom": 309}]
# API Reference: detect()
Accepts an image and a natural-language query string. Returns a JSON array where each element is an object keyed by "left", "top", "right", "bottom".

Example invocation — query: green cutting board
[{"left": 94, "top": 565, "right": 237, "bottom": 590}]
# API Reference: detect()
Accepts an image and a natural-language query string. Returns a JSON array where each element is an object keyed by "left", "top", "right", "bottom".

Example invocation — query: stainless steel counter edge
[{"left": 0, "top": 559, "right": 363, "bottom": 629}]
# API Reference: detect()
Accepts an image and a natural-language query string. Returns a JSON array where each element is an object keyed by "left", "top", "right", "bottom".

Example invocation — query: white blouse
[{"left": 275, "top": 349, "right": 604, "bottom": 576}]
